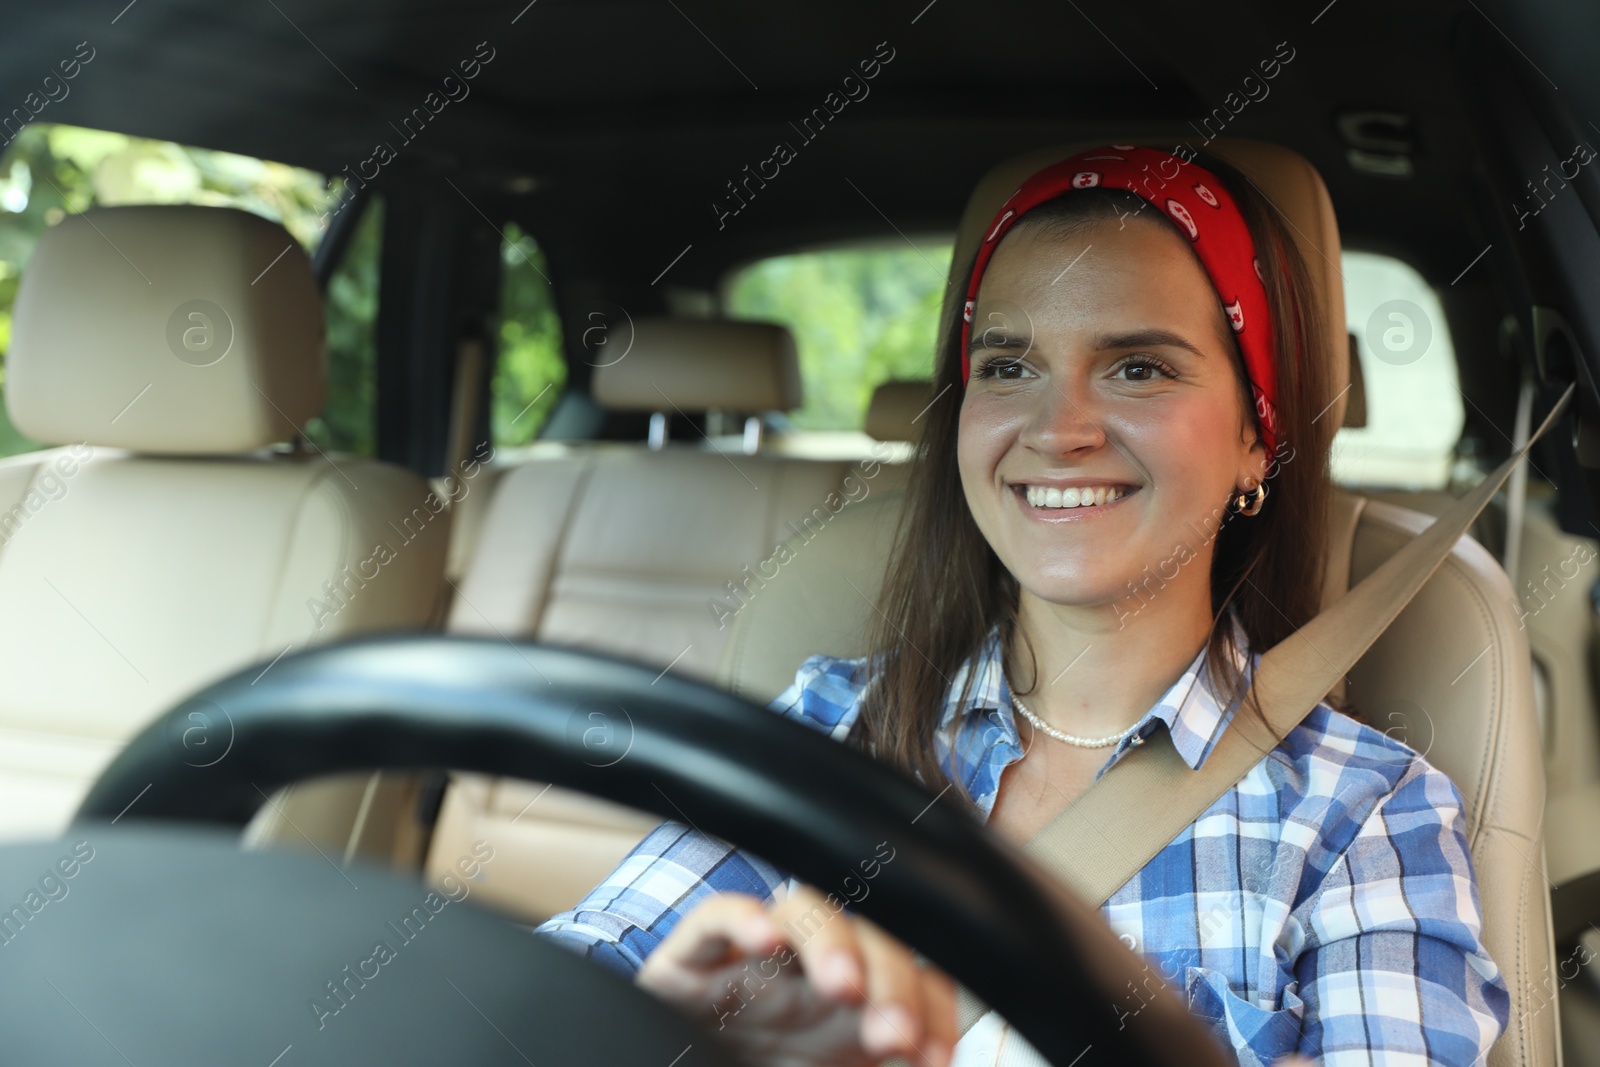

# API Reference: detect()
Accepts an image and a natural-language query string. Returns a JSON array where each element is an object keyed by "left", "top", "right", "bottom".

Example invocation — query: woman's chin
[{"left": 1017, "top": 572, "right": 1137, "bottom": 614}]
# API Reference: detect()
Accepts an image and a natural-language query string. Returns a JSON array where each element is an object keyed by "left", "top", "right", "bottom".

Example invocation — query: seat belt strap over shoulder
[{"left": 953, "top": 383, "right": 1574, "bottom": 1040}]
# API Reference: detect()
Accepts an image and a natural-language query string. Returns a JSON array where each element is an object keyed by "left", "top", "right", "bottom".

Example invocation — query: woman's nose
[{"left": 1023, "top": 373, "right": 1107, "bottom": 454}]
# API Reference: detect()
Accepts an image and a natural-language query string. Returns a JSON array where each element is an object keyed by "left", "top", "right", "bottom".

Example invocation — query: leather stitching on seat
[
  {"left": 1514, "top": 820, "right": 1536, "bottom": 1065},
  {"left": 254, "top": 458, "right": 350, "bottom": 653},
  {"left": 525, "top": 451, "right": 602, "bottom": 636}
]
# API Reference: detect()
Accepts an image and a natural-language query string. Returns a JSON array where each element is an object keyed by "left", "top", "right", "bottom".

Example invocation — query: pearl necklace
[{"left": 1010, "top": 694, "right": 1142, "bottom": 749}]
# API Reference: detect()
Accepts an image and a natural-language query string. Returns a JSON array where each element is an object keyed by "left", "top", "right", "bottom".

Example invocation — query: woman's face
[{"left": 957, "top": 214, "right": 1268, "bottom": 618}]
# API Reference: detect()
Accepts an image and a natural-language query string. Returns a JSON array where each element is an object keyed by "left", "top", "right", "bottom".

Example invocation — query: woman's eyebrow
[
  {"left": 1093, "top": 327, "right": 1207, "bottom": 358},
  {"left": 966, "top": 328, "right": 1033, "bottom": 354}
]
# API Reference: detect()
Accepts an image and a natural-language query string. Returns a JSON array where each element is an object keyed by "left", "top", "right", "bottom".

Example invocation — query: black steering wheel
[{"left": 8, "top": 635, "right": 1228, "bottom": 1066}]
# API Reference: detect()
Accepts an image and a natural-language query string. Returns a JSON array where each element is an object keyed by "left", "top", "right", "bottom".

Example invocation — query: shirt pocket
[{"left": 1184, "top": 966, "right": 1304, "bottom": 1067}]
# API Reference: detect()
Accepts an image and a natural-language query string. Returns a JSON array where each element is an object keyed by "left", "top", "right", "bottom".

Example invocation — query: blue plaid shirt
[{"left": 535, "top": 616, "right": 1510, "bottom": 1066}]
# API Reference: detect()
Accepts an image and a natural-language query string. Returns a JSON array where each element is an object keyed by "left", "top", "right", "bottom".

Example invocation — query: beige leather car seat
[
  {"left": 1365, "top": 486, "right": 1599, "bottom": 903},
  {"left": 715, "top": 141, "right": 1558, "bottom": 1067},
  {"left": 0, "top": 204, "right": 447, "bottom": 841},
  {"left": 1366, "top": 484, "right": 1598, "bottom": 1060},
  {"left": 859, "top": 378, "right": 931, "bottom": 494},
  {"left": 425, "top": 318, "right": 902, "bottom": 920}
]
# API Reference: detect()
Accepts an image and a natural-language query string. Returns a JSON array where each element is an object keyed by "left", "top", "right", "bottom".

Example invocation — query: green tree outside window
[
  {"left": 723, "top": 243, "right": 952, "bottom": 431},
  {"left": 491, "top": 222, "right": 565, "bottom": 446}
]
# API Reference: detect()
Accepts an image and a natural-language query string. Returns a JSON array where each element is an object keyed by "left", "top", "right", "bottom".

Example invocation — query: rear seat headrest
[
  {"left": 865, "top": 379, "right": 933, "bottom": 442},
  {"left": 7, "top": 205, "right": 325, "bottom": 454},
  {"left": 591, "top": 317, "right": 802, "bottom": 414}
]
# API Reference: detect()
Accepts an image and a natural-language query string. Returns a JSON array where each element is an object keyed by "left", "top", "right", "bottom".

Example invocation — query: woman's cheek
[
  {"left": 1127, "top": 401, "right": 1238, "bottom": 515},
  {"left": 957, "top": 400, "right": 1017, "bottom": 479}
]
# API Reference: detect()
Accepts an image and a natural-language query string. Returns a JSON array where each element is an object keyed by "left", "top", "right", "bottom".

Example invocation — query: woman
[{"left": 534, "top": 145, "right": 1510, "bottom": 1066}]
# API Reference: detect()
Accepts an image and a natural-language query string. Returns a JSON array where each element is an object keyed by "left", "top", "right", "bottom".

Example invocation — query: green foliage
[
  {"left": 491, "top": 223, "right": 566, "bottom": 446},
  {"left": 724, "top": 243, "right": 953, "bottom": 430},
  {"left": 303, "top": 200, "right": 380, "bottom": 456},
  {"left": 0, "top": 122, "right": 361, "bottom": 457},
  {"left": 38, "top": 123, "right": 337, "bottom": 244}
]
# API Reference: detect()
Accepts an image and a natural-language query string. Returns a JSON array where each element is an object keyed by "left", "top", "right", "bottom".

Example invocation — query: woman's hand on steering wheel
[{"left": 637, "top": 883, "right": 957, "bottom": 1067}]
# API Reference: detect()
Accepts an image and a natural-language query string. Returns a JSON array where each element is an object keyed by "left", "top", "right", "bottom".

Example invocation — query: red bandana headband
[{"left": 959, "top": 145, "right": 1281, "bottom": 457}]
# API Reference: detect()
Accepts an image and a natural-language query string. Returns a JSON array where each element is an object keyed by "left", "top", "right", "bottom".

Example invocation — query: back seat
[{"left": 425, "top": 318, "right": 920, "bottom": 921}]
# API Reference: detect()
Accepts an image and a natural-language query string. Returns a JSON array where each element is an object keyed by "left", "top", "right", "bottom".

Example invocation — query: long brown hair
[{"left": 849, "top": 149, "right": 1339, "bottom": 807}]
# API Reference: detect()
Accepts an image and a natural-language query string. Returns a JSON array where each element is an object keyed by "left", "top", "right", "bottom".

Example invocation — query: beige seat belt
[{"left": 951, "top": 382, "right": 1575, "bottom": 1039}]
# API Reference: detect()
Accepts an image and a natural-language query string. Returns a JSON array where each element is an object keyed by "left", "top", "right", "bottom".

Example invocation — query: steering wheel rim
[{"left": 75, "top": 633, "right": 1230, "bottom": 1067}]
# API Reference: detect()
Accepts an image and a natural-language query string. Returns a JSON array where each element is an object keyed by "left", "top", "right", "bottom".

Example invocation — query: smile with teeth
[{"left": 1021, "top": 484, "right": 1133, "bottom": 509}]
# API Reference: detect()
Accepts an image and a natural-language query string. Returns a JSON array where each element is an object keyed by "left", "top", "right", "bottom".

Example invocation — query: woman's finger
[
  {"left": 853, "top": 913, "right": 925, "bottom": 1058},
  {"left": 648, "top": 892, "right": 780, "bottom": 971},
  {"left": 918, "top": 961, "right": 958, "bottom": 1067},
  {"left": 768, "top": 883, "right": 865, "bottom": 1002}
]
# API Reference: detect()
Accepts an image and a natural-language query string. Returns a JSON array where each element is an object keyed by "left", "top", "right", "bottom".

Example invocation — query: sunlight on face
[{"left": 957, "top": 216, "right": 1266, "bottom": 617}]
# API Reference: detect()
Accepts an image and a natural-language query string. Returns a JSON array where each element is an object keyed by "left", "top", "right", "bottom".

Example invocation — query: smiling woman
[
  {"left": 850, "top": 145, "right": 1507, "bottom": 1063},
  {"left": 535, "top": 144, "right": 1511, "bottom": 1067},
  {"left": 871, "top": 146, "right": 1334, "bottom": 795}
]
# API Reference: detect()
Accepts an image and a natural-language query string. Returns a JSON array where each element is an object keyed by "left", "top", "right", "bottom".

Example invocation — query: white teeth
[{"left": 1022, "top": 485, "right": 1129, "bottom": 509}]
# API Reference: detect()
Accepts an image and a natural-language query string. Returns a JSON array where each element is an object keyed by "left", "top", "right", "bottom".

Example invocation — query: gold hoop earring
[{"left": 1231, "top": 482, "right": 1268, "bottom": 517}]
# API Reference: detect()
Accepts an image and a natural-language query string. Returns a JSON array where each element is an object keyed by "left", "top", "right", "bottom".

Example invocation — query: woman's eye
[
  {"left": 1116, "top": 356, "right": 1176, "bottom": 382},
  {"left": 976, "top": 357, "right": 1029, "bottom": 380}
]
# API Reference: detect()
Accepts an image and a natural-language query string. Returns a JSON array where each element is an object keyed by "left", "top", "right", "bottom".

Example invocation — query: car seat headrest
[
  {"left": 6, "top": 205, "right": 326, "bottom": 455},
  {"left": 865, "top": 379, "right": 933, "bottom": 442},
  {"left": 591, "top": 317, "right": 802, "bottom": 414}
]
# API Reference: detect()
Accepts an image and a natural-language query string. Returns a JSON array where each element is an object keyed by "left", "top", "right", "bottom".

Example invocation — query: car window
[
  {"left": 722, "top": 241, "right": 953, "bottom": 432},
  {"left": 491, "top": 221, "right": 565, "bottom": 445},
  {"left": 1332, "top": 250, "right": 1464, "bottom": 489},
  {"left": 0, "top": 122, "right": 355, "bottom": 458},
  {"left": 726, "top": 242, "right": 1465, "bottom": 489},
  {"left": 309, "top": 197, "right": 381, "bottom": 456}
]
